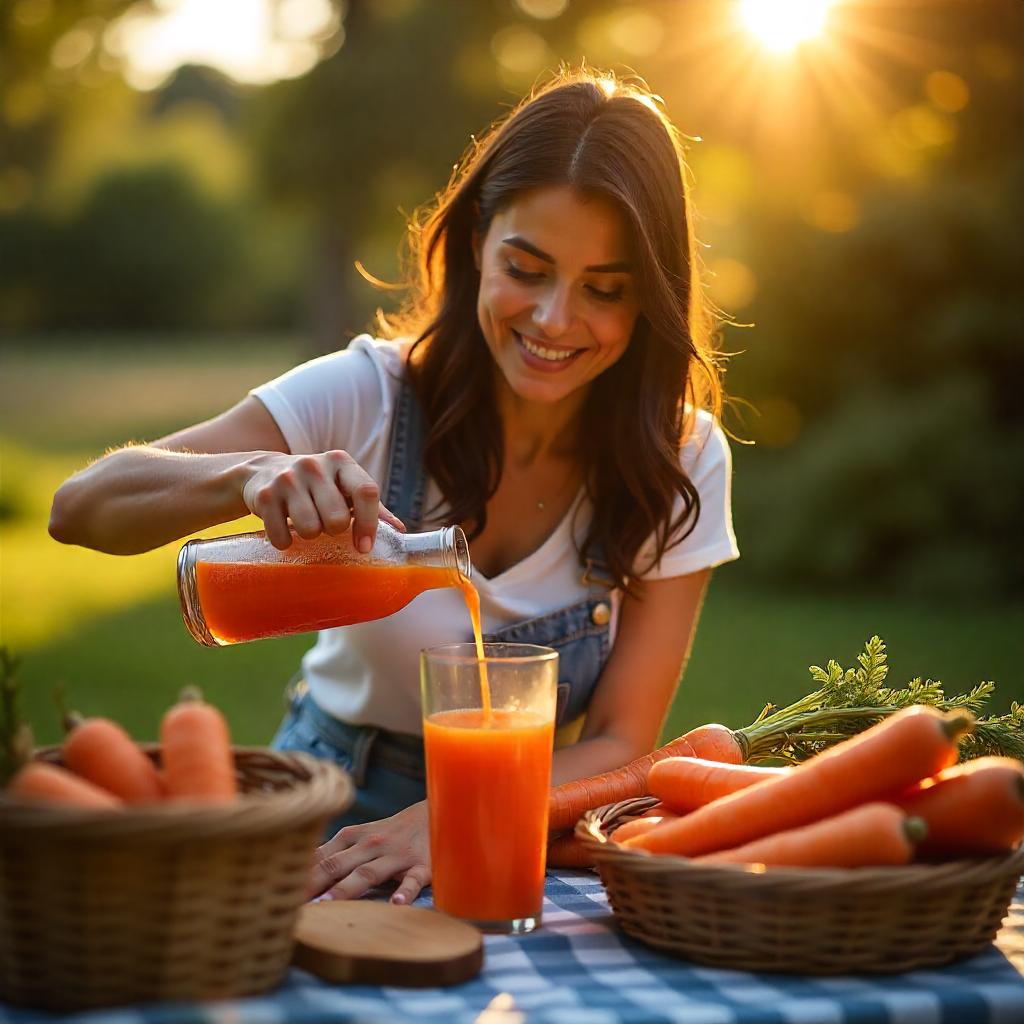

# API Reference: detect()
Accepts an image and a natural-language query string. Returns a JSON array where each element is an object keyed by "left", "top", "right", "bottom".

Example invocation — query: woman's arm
[
  {"left": 49, "top": 396, "right": 403, "bottom": 555},
  {"left": 307, "top": 568, "right": 713, "bottom": 906},
  {"left": 550, "top": 568, "right": 712, "bottom": 785}
]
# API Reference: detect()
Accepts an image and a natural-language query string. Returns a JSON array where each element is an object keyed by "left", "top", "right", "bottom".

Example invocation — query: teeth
[{"left": 518, "top": 334, "right": 577, "bottom": 362}]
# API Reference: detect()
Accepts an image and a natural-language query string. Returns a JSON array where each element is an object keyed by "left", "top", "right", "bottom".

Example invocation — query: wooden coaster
[{"left": 291, "top": 900, "right": 484, "bottom": 987}]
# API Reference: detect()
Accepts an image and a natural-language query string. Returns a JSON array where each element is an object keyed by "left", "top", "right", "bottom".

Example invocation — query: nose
[{"left": 533, "top": 284, "right": 573, "bottom": 338}]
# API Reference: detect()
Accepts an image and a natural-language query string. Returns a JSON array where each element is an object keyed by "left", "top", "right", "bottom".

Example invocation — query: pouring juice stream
[{"left": 456, "top": 577, "right": 492, "bottom": 723}]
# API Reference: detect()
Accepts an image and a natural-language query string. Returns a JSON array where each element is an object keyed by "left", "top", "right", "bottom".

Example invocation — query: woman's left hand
[{"left": 307, "top": 800, "right": 432, "bottom": 905}]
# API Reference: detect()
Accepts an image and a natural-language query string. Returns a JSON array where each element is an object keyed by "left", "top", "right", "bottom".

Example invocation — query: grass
[
  {"left": 2, "top": 335, "right": 1022, "bottom": 750},
  {"left": 0, "top": 334, "right": 304, "bottom": 453}
]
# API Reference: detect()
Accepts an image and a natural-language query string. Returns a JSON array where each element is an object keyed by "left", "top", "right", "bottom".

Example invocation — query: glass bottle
[{"left": 177, "top": 522, "right": 471, "bottom": 647}]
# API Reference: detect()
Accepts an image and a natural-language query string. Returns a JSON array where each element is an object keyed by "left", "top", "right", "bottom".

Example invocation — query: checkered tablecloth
[{"left": 4, "top": 871, "right": 1023, "bottom": 1024}]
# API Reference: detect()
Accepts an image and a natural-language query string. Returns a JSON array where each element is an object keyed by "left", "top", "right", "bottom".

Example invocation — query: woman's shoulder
[
  {"left": 680, "top": 406, "right": 731, "bottom": 477},
  {"left": 344, "top": 334, "right": 412, "bottom": 378},
  {"left": 249, "top": 335, "right": 413, "bottom": 457},
  {"left": 289, "top": 334, "right": 411, "bottom": 401}
]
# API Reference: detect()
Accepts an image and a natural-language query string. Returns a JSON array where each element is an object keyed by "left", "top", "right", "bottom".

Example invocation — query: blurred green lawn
[{"left": 2, "top": 338, "right": 1021, "bottom": 748}]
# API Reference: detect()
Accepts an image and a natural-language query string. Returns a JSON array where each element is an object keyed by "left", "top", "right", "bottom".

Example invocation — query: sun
[{"left": 737, "top": 0, "right": 835, "bottom": 54}]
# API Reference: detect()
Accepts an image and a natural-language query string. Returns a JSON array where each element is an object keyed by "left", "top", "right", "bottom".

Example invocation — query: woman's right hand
[{"left": 240, "top": 450, "right": 405, "bottom": 552}]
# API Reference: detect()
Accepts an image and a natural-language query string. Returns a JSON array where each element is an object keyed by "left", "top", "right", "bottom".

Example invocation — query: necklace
[{"left": 526, "top": 463, "right": 580, "bottom": 514}]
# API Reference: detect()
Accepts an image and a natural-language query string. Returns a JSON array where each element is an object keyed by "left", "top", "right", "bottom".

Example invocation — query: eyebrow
[{"left": 501, "top": 236, "right": 632, "bottom": 274}]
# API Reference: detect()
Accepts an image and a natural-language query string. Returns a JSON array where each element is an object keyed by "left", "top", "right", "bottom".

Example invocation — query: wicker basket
[
  {"left": 0, "top": 746, "right": 352, "bottom": 1011},
  {"left": 576, "top": 796, "right": 1024, "bottom": 975}
]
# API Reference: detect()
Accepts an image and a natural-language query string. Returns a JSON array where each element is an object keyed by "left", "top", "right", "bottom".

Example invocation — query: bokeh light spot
[
  {"left": 13, "top": 0, "right": 53, "bottom": 29},
  {"left": 892, "top": 104, "right": 956, "bottom": 149},
  {"left": 105, "top": 0, "right": 338, "bottom": 89},
  {"left": 276, "top": 0, "right": 337, "bottom": 41},
  {"left": 924, "top": 70, "right": 969, "bottom": 113},
  {"left": 513, "top": 0, "right": 568, "bottom": 20},
  {"left": 607, "top": 9, "right": 664, "bottom": 58},
  {"left": 491, "top": 26, "right": 548, "bottom": 75},
  {"left": 707, "top": 257, "right": 758, "bottom": 310},
  {"left": 51, "top": 26, "right": 98, "bottom": 70}
]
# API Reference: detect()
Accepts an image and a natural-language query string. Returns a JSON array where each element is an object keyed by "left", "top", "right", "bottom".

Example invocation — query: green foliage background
[{"left": 1, "top": 1, "right": 1021, "bottom": 739}]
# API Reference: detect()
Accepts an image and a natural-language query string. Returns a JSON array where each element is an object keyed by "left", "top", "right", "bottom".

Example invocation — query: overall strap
[
  {"left": 383, "top": 373, "right": 428, "bottom": 531},
  {"left": 582, "top": 541, "right": 615, "bottom": 597}
]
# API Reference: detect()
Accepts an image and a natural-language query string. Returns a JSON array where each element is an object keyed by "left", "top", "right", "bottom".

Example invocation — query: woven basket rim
[
  {"left": 575, "top": 796, "right": 1024, "bottom": 888},
  {"left": 1, "top": 746, "right": 353, "bottom": 839}
]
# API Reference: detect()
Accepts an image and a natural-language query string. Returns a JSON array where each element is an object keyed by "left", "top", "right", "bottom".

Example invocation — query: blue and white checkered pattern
[{"left": 4, "top": 872, "right": 1022, "bottom": 1024}]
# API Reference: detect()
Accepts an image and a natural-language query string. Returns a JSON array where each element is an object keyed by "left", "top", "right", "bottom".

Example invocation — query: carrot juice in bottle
[{"left": 177, "top": 523, "right": 471, "bottom": 646}]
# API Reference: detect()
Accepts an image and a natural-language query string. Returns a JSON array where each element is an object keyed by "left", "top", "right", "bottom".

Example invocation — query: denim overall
[{"left": 271, "top": 376, "right": 614, "bottom": 835}]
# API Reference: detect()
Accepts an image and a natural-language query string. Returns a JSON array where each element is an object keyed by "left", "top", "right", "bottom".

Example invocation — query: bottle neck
[{"left": 402, "top": 525, "right": 472, "bottom": 583}]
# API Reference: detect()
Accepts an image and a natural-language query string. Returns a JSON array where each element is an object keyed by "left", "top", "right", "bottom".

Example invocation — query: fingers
[
  {"left": 390, "top": 864, "right": 430, "bottom": 905},
  {"left": 330, "top": 453, "right": 383, "bottom": 553},
  {"left": 246, "top": 486, "right": 293, "bottom": 550},
  {"left": 306, "top": 807, "right": 430, "bottom": 903},
  {"left": 308, "top": 824, "right": 392, "bottom": 900},
  {"left": 306, "top": 474, "right": 352, "bottom": 538},
  {"left": 379, "top": 505, "right": 406, "bottom": 534},
  {"left": 278, "top": 469, "right": 323, "bottom": 541},
  {"left": 307, "top": 827, "right": 359, "bottom": 899},
  {"left": 328, "top": 854, "right": 411, "bottom": 901},
  {"left": 244, "top": 451, "right": 397, "bottom": 551}
]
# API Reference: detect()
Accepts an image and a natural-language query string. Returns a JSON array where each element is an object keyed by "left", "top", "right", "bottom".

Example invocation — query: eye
[
  {"left": 504, "top": 261, "right": 544, "bottom": 283},
  {"left": 586, "top": 283, "right": 625, "bottom": 303}
]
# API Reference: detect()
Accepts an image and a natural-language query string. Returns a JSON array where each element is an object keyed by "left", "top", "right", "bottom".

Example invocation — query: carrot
[
  {"left": 678, "top": 724, "right": 745, "bottom": 765},
  {"left": 546, "top": 832, "right": 596, "bottom": 869},
  {"left": 63, "top": 717, "right": 164, "bottom": 803},
  {"left": 7, "top": 761, "right": 123, "bottom": 808},
  {"left": 160, "top": 688, "right": 237, "bottom": 802},
  {"left": 547, "top": 723, "right": 744, "bottom": 832},
  {"left": 694, "top": 803, "right": 926, "bottom": 868},
  {"left": 893, "top": 756, "right": 1024, "bottom": 856},
  {"left": 612, "top": 813, "right": 680, "bottom": 842},
  {"left": 624, "top": 705, "right": 973, "bottom": 857},
  {"left": 648, "top": 757, "right": 787, "bottom": 813}
]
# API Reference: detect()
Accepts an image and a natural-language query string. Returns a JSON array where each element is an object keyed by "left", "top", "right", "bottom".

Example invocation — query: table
[{"left": 3, "top": 871, "right": 1023, "bottom": 1024}]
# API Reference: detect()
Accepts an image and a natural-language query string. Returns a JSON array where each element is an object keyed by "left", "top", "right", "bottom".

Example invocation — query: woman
[{"left": 49, "top": 70, "right": 739, "bottom": 905}]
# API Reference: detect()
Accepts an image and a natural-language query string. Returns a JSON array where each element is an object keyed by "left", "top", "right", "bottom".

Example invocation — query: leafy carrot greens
[{"left": 738, "top": 636, "right": 1024, "bottom": 764}]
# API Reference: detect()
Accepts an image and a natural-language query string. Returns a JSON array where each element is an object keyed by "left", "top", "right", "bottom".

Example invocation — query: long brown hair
[{"left": 378, "top": 69, "right": 722, "bottom": 591}]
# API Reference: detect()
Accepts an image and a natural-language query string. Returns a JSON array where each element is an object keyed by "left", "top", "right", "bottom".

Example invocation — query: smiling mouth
[{"left": 513, "top": 330, "right": 583, "bottom": 365}]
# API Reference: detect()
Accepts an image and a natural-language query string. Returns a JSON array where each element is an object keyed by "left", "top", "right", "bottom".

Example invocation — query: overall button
[
  {"left": 591, "top": 602, "right": 611, "bottom": 626},
  {"left": 284, "top": 676, "right": 309, "bottom": 709}
]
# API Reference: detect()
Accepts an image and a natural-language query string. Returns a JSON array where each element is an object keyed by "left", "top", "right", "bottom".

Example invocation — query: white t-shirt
[{"left": 251, "top": 335, "right": 739, "bottom": 735}]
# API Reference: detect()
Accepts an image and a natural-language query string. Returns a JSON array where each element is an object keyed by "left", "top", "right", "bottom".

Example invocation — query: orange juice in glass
[{"left": 421, "top": 643, "right": 557, "bottom": 934}]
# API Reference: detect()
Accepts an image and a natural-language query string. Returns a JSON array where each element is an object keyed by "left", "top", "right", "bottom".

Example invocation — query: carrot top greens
[{"left": 738, "top": 636, "right": 1024, "bottom": 764}]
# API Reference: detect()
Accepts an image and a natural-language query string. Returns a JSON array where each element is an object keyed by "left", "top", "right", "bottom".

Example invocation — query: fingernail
[
  {"left": 358, "top": 536, "right": 372, "bottom": 554},
  {"left": 391, "top": 894, "right": 406, "bottom": 905}
]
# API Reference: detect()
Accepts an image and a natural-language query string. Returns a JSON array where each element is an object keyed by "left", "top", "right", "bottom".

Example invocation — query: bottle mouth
[{"left": 447, "top": 525, "right": 472, "bottom": 583}]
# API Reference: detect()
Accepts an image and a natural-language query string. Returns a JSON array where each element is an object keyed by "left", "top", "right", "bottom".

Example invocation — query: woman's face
[{"left": 475, "top": 185, "right": 641, "bottom": 407}]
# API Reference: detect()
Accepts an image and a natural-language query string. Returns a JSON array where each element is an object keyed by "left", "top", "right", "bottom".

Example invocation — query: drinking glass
[{"left": 420, "top": 643, "right": 558, "bottom": 934}]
